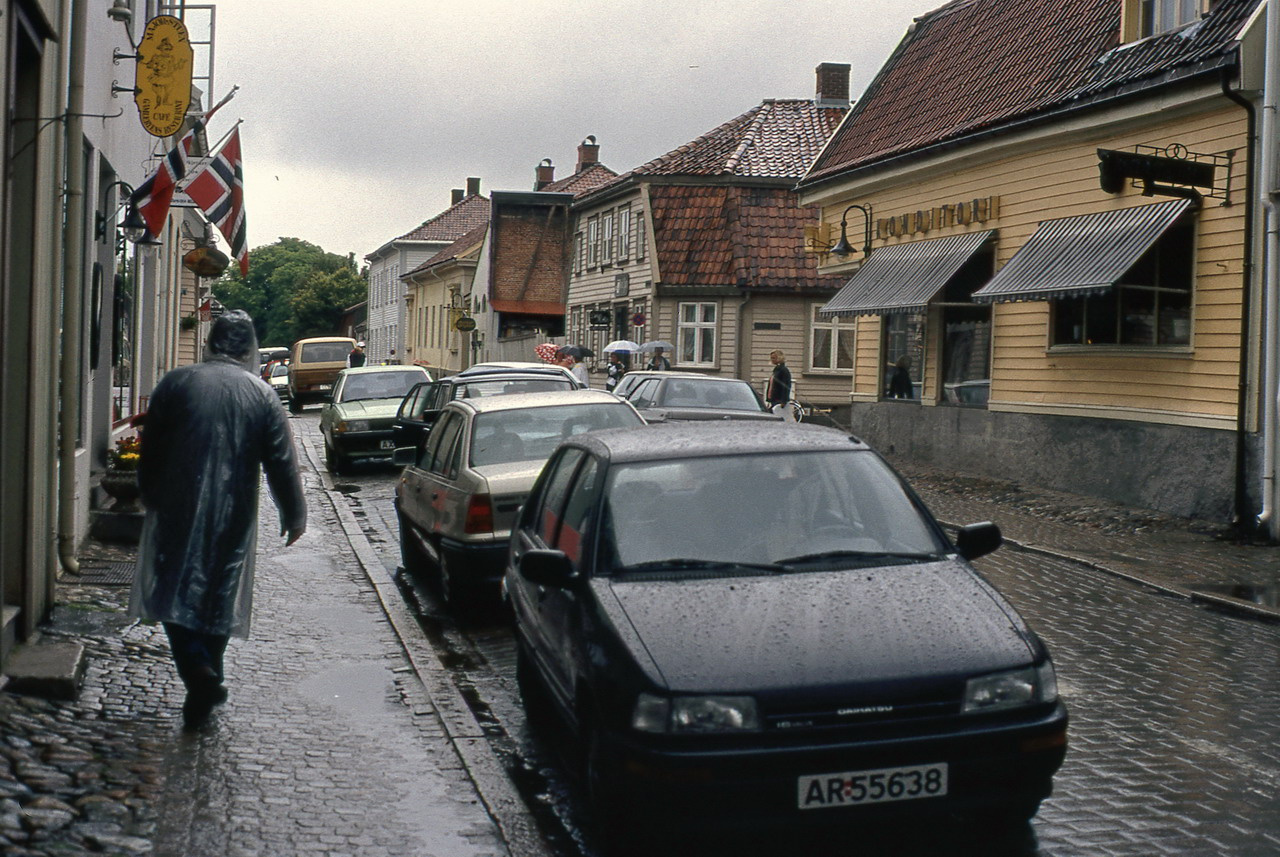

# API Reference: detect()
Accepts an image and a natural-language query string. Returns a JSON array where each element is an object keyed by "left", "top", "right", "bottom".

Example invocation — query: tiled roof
[
  {"left": 397, "top": 193, "right": 491, "bottom": 243},
  {"left": 636, "top": 99, "right": 848, "bottom": 180},
  {"left": 406, "top": 222, "right": 488, "bottom": 276},
  {"left": 804, "top": 0, "right": 1260, "bottom": 186},
  {"left": 648, "top": 185, "right": 845, "bottom": 292},
  {"left": 542, "top": 163, "right": 619, "bottom": 196}
]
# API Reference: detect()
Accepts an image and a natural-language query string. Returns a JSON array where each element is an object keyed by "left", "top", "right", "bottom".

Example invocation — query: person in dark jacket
[
  {"left": 129, "top": 310, "right": 306, "bottom": 729},
  {"left": 766, "top": 349, "right": 794, "bottom": 422},
  {"left": 347, "top": 341, "right": 367, "bottom": 368}
]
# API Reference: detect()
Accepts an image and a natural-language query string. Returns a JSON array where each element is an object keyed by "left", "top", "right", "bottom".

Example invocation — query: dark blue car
[{"left": 505, "top": 422, "right": 1067, "bottom": 851}]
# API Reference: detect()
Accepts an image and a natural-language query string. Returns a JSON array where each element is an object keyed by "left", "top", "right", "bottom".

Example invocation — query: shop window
[
  {"left": 1051, "top": 219, "right": 1193, "bottom": 347},
  {"left": 810, "top": 304, "right": 854, "bottom": 372},
  {"left": 678, "top": 301, "right": 717, "bottom": 366},
  {"left": 883, "top": 313, "right": 925, "bottom": 400},
  {"left": 939, "top": 249, "right": 993, "bottom": 406}
]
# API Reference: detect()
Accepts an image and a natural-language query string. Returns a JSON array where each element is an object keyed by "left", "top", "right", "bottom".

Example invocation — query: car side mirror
[
  {"left": 519, "top": 549, "right": 578, "bottom": 588},
  {"left": 955, "top": 521, "right": 1002, "bottom": 561},
  {"left": 392, "top": 447, "right": 416, "bottom": 467}
]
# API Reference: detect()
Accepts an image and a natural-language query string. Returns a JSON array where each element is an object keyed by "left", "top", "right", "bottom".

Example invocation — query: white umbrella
[
  {"left": 602, "top": 340, "right": 641, "bottom": 353},
  {"left": 639, "top": 340, "right": 674, "bottom": 353}
]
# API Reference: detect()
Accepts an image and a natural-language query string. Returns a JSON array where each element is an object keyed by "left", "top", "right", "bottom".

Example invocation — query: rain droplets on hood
[{"left": 207, "top": 309, "right": 260, "bottom": 374}]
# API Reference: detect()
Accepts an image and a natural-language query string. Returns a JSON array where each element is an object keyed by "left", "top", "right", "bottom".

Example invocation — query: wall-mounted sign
[
  {"left": 875, "top": 196, "right": 1000, "bottom": 239},
  {"left": 454, "top": 315, "right": 477, "bottom": 332},
  {"left": 589, "top": 309, "right": 611, "bottom": 329},
  {"left": 631, "top": 313, "right": 646, "bottom": 327},
  {"left": 135, "top": 15, "right": 194, "bottom": 138},
  {"left": 614, "top": 273, "right": 630, "bottom": 297}
]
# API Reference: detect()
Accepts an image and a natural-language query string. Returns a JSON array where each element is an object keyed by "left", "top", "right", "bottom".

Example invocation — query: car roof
[
  {"left": 447, "top": 389, "right": 629, "bottom": 415},
  {"left": 623, "top": 370, "right": 712, "bottom": 379},
  {"left": 569, "top": 422, "right": 868, "bottom": 463},
  {"left": 442, "top": 370, "right": 576, "bottom": 385},
  {"left": 339, "top": 365, "right": 431, "bottom": 375},
  {"left": 460, "top": 361, "right": 571, "bottom": 374}
]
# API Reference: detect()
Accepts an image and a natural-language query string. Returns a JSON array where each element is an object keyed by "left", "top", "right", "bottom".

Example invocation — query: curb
[
  {"left": 300, "top": 433, "right": 554, "bottom": 857},
  {"left": 938, "top": 518, "right": 1280, "bottom": 624}
]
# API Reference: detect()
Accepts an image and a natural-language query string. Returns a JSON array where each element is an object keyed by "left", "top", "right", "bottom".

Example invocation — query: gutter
[
  {"left": 57, "top": 0, "right": 88, "bottom": 575},
  {"left": 1254, "top": 1, "right": 1280, "bottom": 534}
]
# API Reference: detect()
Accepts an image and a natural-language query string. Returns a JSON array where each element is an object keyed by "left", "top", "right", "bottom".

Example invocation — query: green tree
[{"left": 211, "top": 237, "right": 363, "bottom": 346}]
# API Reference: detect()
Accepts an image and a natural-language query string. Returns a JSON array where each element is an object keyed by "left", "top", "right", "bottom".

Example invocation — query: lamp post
[
  {"left": 96, "top": 180, "right": 160, "bottom": 253},
  {"left": 828, "top": 202, "right": 874, "bottom": 259}
]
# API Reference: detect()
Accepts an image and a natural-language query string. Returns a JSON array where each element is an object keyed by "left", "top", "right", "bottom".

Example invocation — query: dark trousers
[{"left": 163, "top": 622, "right": 229, "bottom": 692}]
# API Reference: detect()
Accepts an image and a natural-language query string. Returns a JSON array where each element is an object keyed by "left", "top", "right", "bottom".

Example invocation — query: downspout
[
  {"left": 1221, "top": 67, "right": 1259, "bottom": 531},
  {"left": 735, "top": 290, "right": 753, "bottom": 386},
  {"left": 1250, "top": 2, "right": 1280, "bottom": 534},
  {"left": 57, "top": 0, "right": 89, "bottom": 574}
]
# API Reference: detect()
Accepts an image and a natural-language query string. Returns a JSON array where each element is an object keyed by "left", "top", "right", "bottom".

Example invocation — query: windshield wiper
[
  {"left": 775, "top": 550, "right": 941, "bottom": 567},
  {"left": 620, "top": 558, "right": 782, "bottom": 575}
]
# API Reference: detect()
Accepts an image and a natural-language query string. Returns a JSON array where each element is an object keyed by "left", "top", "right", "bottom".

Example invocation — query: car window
[
  {"left": 341, "top": 370, "right": 428, "bottom": 403},
  {"left": 629, "top": 379, "right": 659, "bottom": 408},
  {"left": 300, "top": 341, "right": 351, "bottom": 362},
  {"left": 557, "top": 457, "right": 601, "bottom": 564},
  {"left": 271, "top": 364, "right": 289, "bottom": 378},
  {"left": 462, "top": 378, "right": 573, "bottom": 398},
  {"left": 470, "top": 403, "right": 642, "bottom": 467},
  {"left": 422, "top": 412, "right": 461, "bottom": 471},
  {"left": 601, "top": 451, "right": 946, "bottom": 572},
  {"left": 398, "top": 384, "right": 425, "bottom": 420},
  {"left": 534, "top": 449, "right": 584, "bottom": 544}
]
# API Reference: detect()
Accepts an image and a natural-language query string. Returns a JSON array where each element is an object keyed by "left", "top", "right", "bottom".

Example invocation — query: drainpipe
[
  {"left": 735, "top": 290, "right": 753, "bottom": 385},
  {"left": 1221, "top": 68, "right": 1259, "bottom": 531},
  {"left": 1253, "top": 2, "right": 1280, "bottom": 535},
  {"left": 57, "top": 0, "right": 89, "bottom": 574}
]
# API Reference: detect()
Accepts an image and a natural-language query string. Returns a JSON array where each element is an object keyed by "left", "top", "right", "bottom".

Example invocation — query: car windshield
[
  {"left": 270, "top": 364, "right": 289, "bottom": 378},
  {"left": 602, "top": 451, "right": 946, "bottom": 573},
  {"left": 470, "top": 403, "right": 641, "bottom": 467},
  {"left": 459, "top": 378, "right": 573, "bottom": 399},
  {"left": 340, "top": 371, "right": 426, "bottom": 403},
  {"left": 300, "top": 342, "right": 350, "bottom": 362},
  {"left": 659, "top": 379, "right": 761, "bottom": 411}
]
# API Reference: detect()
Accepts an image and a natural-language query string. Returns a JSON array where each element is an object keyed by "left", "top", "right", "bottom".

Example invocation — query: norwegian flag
[{"left": 184, "top": 128, "right": 248, "bottom": 277}]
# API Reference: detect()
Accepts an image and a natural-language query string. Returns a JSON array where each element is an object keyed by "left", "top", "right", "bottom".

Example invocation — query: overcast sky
[{"left": 203, "top": 0, "right": 942, "bottom": 263}]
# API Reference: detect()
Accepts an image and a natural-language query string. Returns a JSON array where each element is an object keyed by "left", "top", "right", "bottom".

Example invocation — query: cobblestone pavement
[{"left": 0, "top": 427, "right": 512, "bottom": 857}]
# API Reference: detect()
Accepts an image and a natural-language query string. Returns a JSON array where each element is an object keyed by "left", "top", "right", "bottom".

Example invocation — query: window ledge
[
  {"left": 806, "top": 369, "right": 855, "bottom": 376},
  {"left": 1046, "top": 344, "right": 1193, "bottom": 357}
]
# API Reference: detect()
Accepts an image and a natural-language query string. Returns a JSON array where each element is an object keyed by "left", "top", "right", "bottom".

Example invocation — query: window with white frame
[
  {"left": 574, "top": 232, "right": 584, "bottom": 275},
  {"left": 1140, "top": 0, "right": 1198, "bottom": 36},
  {"left": 617, "top": 206, "right": 631, "bottom": 260},
  {"left": 810, "top": 304, "right": 855, "bottom": 372},
  {"left": 677, "top": 301, "right": 717, "bottom": 366},
  {"left": 587, "top": 217, "right": 600, "bottom": 267},
  {"left": 635, "top": 214, "right": 647, "bottom": 261},
  {"left": 602, "top": 211, "right": 615, "bottom": 264}
]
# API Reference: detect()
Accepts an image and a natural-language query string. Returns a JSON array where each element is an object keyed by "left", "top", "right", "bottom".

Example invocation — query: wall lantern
[
  {"left": 96, "top": 181, "right": 160, "bottom": 250},
  {"left": 828, "top": 202, "right": 874, "bottom": 258}
]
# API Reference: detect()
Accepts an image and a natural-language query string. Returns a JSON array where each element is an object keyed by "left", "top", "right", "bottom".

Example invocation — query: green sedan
[{"left": 319, "top": 365, "right": 431, "bottom": 474}]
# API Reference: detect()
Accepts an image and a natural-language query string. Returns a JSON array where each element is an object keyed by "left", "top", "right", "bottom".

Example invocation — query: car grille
[{"left": 765, "top": 698, "right": 959, "bottom": 733}]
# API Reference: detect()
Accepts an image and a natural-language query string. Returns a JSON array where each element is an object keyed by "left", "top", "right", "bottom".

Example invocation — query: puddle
[
  {"left": 1188, "top": 583, "right": 1280, "bottom": 608},
  {"left": 333, "top": 483, "right": 362, "bottom": 494}
]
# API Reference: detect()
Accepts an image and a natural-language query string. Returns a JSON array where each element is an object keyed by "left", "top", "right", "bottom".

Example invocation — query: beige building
[{"left": 798, "top": 0, "right": 1266, "bottom": 522}]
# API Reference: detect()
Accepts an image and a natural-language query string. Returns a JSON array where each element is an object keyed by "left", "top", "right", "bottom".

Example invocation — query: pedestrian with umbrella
[
  {"left": 557, "top": 345, "right": 594, "bottom": 387},
  {"left": 640, "top": 340, "right": 674, "bottom": 371},
  {"left": 602, "top": 340, "right": 638, "bottom": 392}
]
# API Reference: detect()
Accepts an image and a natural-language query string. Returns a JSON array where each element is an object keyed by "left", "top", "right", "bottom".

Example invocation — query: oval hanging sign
[
  {"left": 455, "top": 316, "right": 477, "bottom": 332},
  {"left": 135, "top": 15, "right": 194, "bottom": 138}
]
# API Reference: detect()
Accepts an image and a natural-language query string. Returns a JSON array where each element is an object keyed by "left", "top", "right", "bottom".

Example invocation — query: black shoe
[{"left": 182, "top": 683, "right": 228, "bottom": 730}]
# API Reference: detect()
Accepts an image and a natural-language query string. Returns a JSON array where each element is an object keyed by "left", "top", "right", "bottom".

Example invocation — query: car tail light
[{"left": 464, "top": 494, "right": 495, "bottom": 534}]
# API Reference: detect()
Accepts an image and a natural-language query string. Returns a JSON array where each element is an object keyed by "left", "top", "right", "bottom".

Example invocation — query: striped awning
[
  {"left": 972, "top": 198, "right": 1196, "bottom": 304},
  {"left": 819, "top": 230, "right": 996, "bottom": 316}
]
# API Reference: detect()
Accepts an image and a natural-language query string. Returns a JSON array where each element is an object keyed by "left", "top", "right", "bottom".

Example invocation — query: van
[{"left": 287, "top": 336, "right": 356, "bottom": 413}]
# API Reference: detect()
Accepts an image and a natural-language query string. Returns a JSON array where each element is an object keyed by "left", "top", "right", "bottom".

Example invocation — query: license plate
[
  {"left": 317, "top": 384, "right": 332, "bottom": 391},
  {"left": 798, "top": 763, "right": 947, "bottom": 810},
  {"left": 379, "top": 439, "right": 395, "bottom": 450}
]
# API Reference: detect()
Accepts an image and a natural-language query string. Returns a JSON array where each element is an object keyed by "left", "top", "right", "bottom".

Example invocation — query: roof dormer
[{"left": 1121, "top": 0, "right": 1208, "bottom": 42}]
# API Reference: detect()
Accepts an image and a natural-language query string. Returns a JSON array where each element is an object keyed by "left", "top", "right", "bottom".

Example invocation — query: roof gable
[
  {"left": 804, "top": 0, "right": 1260, "bottom": 186},
  {"left": 396, "top": 193, "right": 491, "bottom": 243},
  {"left": 542, "top": 163, "right": 620, "bottom": 196}
]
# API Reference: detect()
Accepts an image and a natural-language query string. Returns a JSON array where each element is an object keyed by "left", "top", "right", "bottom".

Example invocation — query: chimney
[
  {"left": 466, "top": 176, "right": 481, "bottom": 197},
  {"left": 815, "top": 62, "right": 851, "bottom": 107},
  {"left": 576, "top": 136, "right": 599, "bottom": 174},
  {"left": 451, "top": 188, "right": 463, "bottom": 205},
  {"left": 535, "top": 158, "right": 555, "bottom": 191}
]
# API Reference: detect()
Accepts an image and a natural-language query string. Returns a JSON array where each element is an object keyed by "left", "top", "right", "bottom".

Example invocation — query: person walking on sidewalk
[
  {"left": 129, "top": 309, "right": 307, "bottom": 729},
  {"left": 346, "top": 340, "right": 367, "bottom": 368},
  {"left": 766, "top": 349, "right": 794, "bottom": 422}
]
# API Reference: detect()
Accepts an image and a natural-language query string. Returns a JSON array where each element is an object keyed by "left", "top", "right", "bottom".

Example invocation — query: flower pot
[{"left": 100, "top": 469, "right": 141, "bottom": 512}]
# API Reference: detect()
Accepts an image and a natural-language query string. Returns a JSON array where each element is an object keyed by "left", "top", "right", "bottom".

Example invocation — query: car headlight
[
  {"left": 962, "top": 661, "right": 1058, "bottom": 714},
  {"left": 336, "top": 420, "right": 370, "bottom": 433},
  {"left": 632, "top": 693, "right": 760, "bottom": 734}
]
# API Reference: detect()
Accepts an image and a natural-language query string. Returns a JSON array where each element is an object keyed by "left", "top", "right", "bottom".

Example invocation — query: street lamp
[
  {"left": 96, "top": 180, "right": 160, "bottom": 251},
  {"left": 828, "top": 202, "right": 874, "bottom": 259}
]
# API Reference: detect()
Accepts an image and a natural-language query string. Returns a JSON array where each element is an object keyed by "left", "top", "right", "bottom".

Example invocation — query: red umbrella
[{"left": 534, "top": 343, "right": 560, "bottom": 363}]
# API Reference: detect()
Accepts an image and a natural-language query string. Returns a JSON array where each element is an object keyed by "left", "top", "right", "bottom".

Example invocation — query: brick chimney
[
  {"left": 576, "top": 136, "right": 599, "bottom": 174},
  {"left": 451, "top": 188, "right": 463, "bottom": 205},
  {"left": 466, "top": 176, "right": 481, "bottom": 196},
  {"left": 815, "top": 62, "right": 851, "bottom": 107},
  {"left": 535, "top": 159, "right": 555, "bottom": 190}
]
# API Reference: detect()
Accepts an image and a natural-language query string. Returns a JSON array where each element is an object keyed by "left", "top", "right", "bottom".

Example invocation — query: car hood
[
  {"left": 332, "top": 398, "right": 403, "bottom": 420},
  {"left": 605, "top": 559, "right": 1034, "bottom": 696},
  {"left": 639, "top": 407, "right": 781, "bottom": 422}
]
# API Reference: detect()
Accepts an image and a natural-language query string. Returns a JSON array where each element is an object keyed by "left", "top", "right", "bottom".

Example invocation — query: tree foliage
[{"left": 210, "top": 237, "right": 364, "bottom": 347}]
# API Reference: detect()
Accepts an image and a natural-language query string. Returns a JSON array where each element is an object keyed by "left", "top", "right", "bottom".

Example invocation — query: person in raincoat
[{"left": 129, "top": 310, "right": 306, "bottom": 728}]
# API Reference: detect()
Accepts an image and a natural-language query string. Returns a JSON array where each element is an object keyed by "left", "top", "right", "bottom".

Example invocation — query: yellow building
[{"left": 798, "top": 0, "right": 1265, "bottom": 521}]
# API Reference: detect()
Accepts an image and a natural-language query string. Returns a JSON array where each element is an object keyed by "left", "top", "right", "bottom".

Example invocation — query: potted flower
[{"left": 101, "top": 435, "right": 142, "bottom": 510}]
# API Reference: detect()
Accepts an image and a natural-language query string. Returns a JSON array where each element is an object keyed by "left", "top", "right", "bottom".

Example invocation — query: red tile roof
[
  {"left": 396, "top": 193, "right": 491, "bottom": 243},
  {"left": 803, "top": 0, "right": 1260, "bottom": 187},
  {"left": 648, "top": 185, "right": 845, "bottom": 292},
  {"left": 406, "top": 222, "right": 488, "bottom": 276},
  {"left": 635, "top": 99, "right": 848, "bottom": 180},
  {"left": 542, "top": 163, "right": 619, "bottom": 196}
]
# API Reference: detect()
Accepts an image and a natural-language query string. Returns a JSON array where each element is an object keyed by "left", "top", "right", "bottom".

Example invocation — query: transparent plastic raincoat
[{"left": 129, "top": 311, "right": 306, "bottom": 638}]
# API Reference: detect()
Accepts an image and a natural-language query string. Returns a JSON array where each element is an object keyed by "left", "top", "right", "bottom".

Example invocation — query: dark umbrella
[{"left": 557, "top": 344, "right": 595, "bottom": 359}]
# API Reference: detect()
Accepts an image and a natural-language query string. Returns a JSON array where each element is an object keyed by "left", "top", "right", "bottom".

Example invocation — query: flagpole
[{"left": 181, "top": 118, "right": 244, "bottom": 185}]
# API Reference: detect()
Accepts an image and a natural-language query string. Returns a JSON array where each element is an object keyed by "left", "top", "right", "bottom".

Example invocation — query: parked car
[
  {"left": 393, "top": 370, "right": 581, "bottom": 450},
  {"left": 506, "top": 422, "right": 1067, "bottom": 849},
  {"left": 615, "top": 372, "right": 780, "bottom": 423},
  {"left": 288, "top": 336, "right": 357, "bottom": 413},
  {"left": 610, "top": 369, "right": 704, "bottom": 400},
  {"left": 458, "top": 361, "right": 584, "bottom": 387},
  {"left": 393, "top": 390, "right": 644, "bottom": 607},
  {"left": 266, "top": 361, "right": 290, "bottom": 401},
  {"left": 258, "top": 345, "right": 289, "bottom": 371},
  {"left": 318, "top": 365, "right": 431, "bottom": 473}
]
